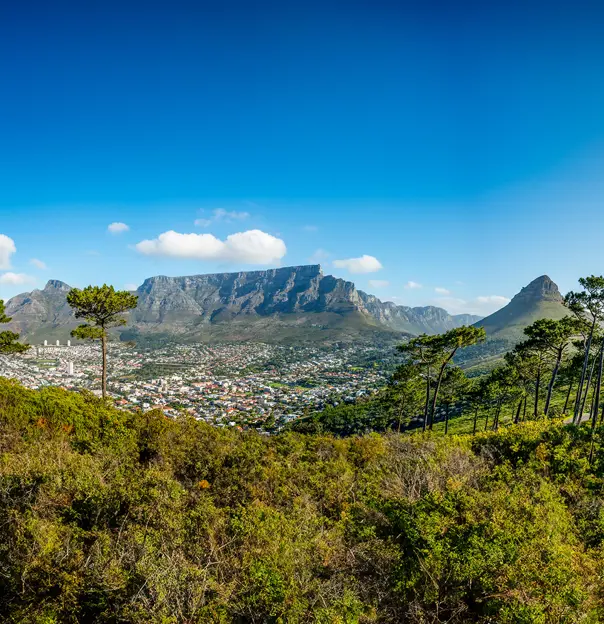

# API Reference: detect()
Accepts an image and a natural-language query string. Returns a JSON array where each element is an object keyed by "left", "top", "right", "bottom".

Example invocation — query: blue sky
[{"left": 2, "top": 0, "right": 604, "bottom": 315}]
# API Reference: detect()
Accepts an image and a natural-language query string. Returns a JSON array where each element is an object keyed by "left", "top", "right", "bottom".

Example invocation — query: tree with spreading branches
[
  {"left": 67, "top": 285, "right": 138, "bottom": 398},
  {"left": 522, "top": 316, "right": 582, "bottom": 416},
  {"left": 427, "top": 326, "right": 486, "bottom": 430},
  {"left": 565, "top": 276, "right": 604, "bottom": 424}
]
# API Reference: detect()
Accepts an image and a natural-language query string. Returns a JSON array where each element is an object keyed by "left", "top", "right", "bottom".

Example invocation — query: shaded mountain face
[
  {"left": 3, "top": 280, "right": 77, "bottom": 341},
  {"left": 4, "top": 267, "right": 482, "bottom": 344},
  {"left": 130, "top": 265, "right": 480, "bottom": 336}
]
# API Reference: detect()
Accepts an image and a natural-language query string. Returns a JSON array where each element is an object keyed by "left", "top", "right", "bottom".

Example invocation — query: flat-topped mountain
[{"left": 3, "top": 266, "right": 482, "bottom": 343}]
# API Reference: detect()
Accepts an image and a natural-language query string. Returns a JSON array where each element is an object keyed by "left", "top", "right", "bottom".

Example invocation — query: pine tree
[{"left": 66, "top": 285, "right": 138, "bottom": 398}]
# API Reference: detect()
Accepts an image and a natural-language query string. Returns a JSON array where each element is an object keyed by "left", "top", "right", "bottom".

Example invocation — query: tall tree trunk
[
  {"left": 533, "top": 366, "right": 541, "bottom": 419},
  {"left": 493, "top": 399, "right": 502, "bottom": 431},
  {"left": 591, "top": 338, "right": 604, "bottom": 428},
  {"left": 589, "top": 385, "right": 596, "bottom": 422},
  {"left": 473, "top": 406, "right": 479, "bottom": 435},
  {"left": 397, "top": 398, "right": 405, "bottom": 433},
  {"left": 563, "top": 380, "right": 573, "bottom": 414},
  {"left": 444, "top": 403, "right": 450, "bottom": 434},
  {"left": 514, "top": 399, "right": 523, "bottom": 424},
  {"left": 522, "top": 395, "right": 527, "bottom": 422},
  {"left": 423, "top": 367, "right": 431, "bottom": 432},
  {"left": 581, "top": 346, "right": 599, "bottom": 417},
  {"left": 574, "top": 318, "right": 597, "bottom": 424},
  {"left": 544, "top": 349, "right": 563, "bottom": 416},
  {"left": 484, "top": 410, "right": 489, "bottom": 432},
  {"left": 429, "top": 353, "right": 457, "bottom": 431},
  {"left": 101, "top": 331, "right": 107, "bottom": 399}
]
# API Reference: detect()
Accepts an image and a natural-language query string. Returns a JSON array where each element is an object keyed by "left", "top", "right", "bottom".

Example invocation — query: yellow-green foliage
[{"left": 1, "top": 378, "right": 604, "bottom": 622}]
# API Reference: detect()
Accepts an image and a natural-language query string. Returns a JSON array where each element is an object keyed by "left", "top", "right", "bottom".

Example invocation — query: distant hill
[
  {"left": 3, "top": 265, "right": 481, "bottom": 344},
  {"left": 460, "top": 276, "right": 569, "bottom": 370},
  {"left": 3, "top": 280, "right": 79, "bottom": 344},
  {"left": 474, "top": 275, "right": 568, "bottom": 341}
]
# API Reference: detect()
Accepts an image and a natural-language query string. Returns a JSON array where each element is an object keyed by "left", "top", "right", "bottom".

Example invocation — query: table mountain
[{"left": 3, "top": 266, "right": 482, "bottom": 344}]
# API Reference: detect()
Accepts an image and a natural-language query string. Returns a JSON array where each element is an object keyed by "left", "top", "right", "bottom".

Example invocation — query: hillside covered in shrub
[{"left": 2, "top": 378, "right": 604, "bottom": 623}]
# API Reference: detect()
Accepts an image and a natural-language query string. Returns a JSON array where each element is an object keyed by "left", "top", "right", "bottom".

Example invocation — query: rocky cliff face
[
  {"left": 131, "top": 265, "right": 480, "bottom": 334},
  {"left": 4, "top": 280, "right": 75, "bottom": 334},
  {"left": 357, "top": 291, "right": 480, "bottom": 334},
  {"left": 508, "top": 275, "right": 564, "bottom": 305},
  {"left": 4, "top": 266, "right": 483, "bottom": 342},
  {"left": 132, "top": 265, "right": 364, "bottom": 325}
]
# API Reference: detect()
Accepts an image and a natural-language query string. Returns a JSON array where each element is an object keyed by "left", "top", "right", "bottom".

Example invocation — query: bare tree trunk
[
  {"left": 473, "top": 406, "right": 479, "bottom": 435},
  {"left": 581, "top": 346, "right": 599, "bottom": 417},
  {"left": 534, "top": 366, "right": 541, "bottom": 419},
  {"left": 444, "top": 403, "right": 450, "bottom": 434},
  {"left": 101, "top": 331, "right": 107, "bottom": 399},
  {"left": 522, "top": 395, "right": 527, "bottom": 421},
  {"left": 589, "top": 386, "right": 596, "bottom": 422},
  {"left": 423, "top": 367, "right": 431, "bottom": 432},
  {"left": 484, "top": 410, "right": 489, "bottom": 432},
  {"left": 493, "top": 399, "right": 502, "bottom": 431},
  {"left": 429, "top": 353, "right": 457, "bottom": 431},
  {"left": 574, "top": 318, "right": 597, "bottom": 424},
  {"left": 514, "top": 399, "right": 523, "bottom": 424},
  {"left": 591, "top": 338, "right": 604, "bottom": 428},
  {"left": 563, "top": 380, "right": 573, "bottom": 414},
  {"left": 544, "top": 349, "right": 563, "bottom": 416},
  {"left": 397, "top": 399, "right": 405, "bottom": 433}
]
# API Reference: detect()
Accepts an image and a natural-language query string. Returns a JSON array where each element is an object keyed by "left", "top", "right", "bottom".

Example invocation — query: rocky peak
[
  {"left": 43, "top": 280, "right": 71, "bottom": 293},
  {"left": 511, "top": 275, "right": 562, "bottom": 304}
]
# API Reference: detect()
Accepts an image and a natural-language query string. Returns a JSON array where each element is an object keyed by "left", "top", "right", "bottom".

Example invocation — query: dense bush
[{"left": 1, "top": 377, "right": 604, "bottom": 622}]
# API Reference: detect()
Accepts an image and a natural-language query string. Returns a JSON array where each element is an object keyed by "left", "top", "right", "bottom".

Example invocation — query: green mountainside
[
  {"left": 474, "top": 275, "right": 568, "bottom": 341},
  {"left": 459, "top": 275, "right": 569, "bottom": 370}
]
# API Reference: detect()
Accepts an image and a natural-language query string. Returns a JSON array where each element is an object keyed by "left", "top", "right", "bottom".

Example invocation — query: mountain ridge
[{"left": 3, "top": 265, "right": 482, "bottom": 343}]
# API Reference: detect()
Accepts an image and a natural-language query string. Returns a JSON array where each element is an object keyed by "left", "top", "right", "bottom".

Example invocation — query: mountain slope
[
  {"left": 459, "top": 276, "right": 569, "bottom": 370},
  {"left": 3, "top": 266, "right": 482, "bottom": 344},
  {"left": 3, "top": 280, "right": 78, "bottom": 343},
  {"left": 474, "top": 275, "right": 567, "bottom": 342}
]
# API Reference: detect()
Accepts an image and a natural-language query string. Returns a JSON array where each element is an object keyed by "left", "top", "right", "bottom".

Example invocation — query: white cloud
[
  {"left": 214, "top": 208, "right": 250, "bottom": 221},
  {"left": 434, "top": 294, "right": 511, "bottom": 316},
  {"left": 108, "top": 222, "right": 129, "bottom": 234},
  {"left": 30, "top": 258, "right": 47, "bottom": 270},
  {"left": 194, "top": 218, "right": 212, "bottom": 227},
  {"left": 435, "top": 287, "right": 450, "bottom": 295},
  {"left": 196, "top": 209, "right": 250, "bottom": 227},
  {"left": 368, "top": 279, "right": 390, "bottom": 288},
  {"left": 0, "top": 235, "right": 16, "bottom": 269},
  {"left": 136, "top": 229, "right": 287, "bottom": 264},
  {"left": 405, "top": 281, "right": 422, "bottom": 289},
  {"left": 333, "top": 255, "right": 383, "bottom": 274},
  {"left": 0, "top": 272, "right": 35, "bottom": 286},
  {"left": 124, "top": 283, "right": 138, "bottom": 291}
]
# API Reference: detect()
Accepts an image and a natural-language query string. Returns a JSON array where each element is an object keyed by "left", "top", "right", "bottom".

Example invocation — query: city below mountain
[{"left": 3, "top": 265, "right": 566, "bottom": 348}]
